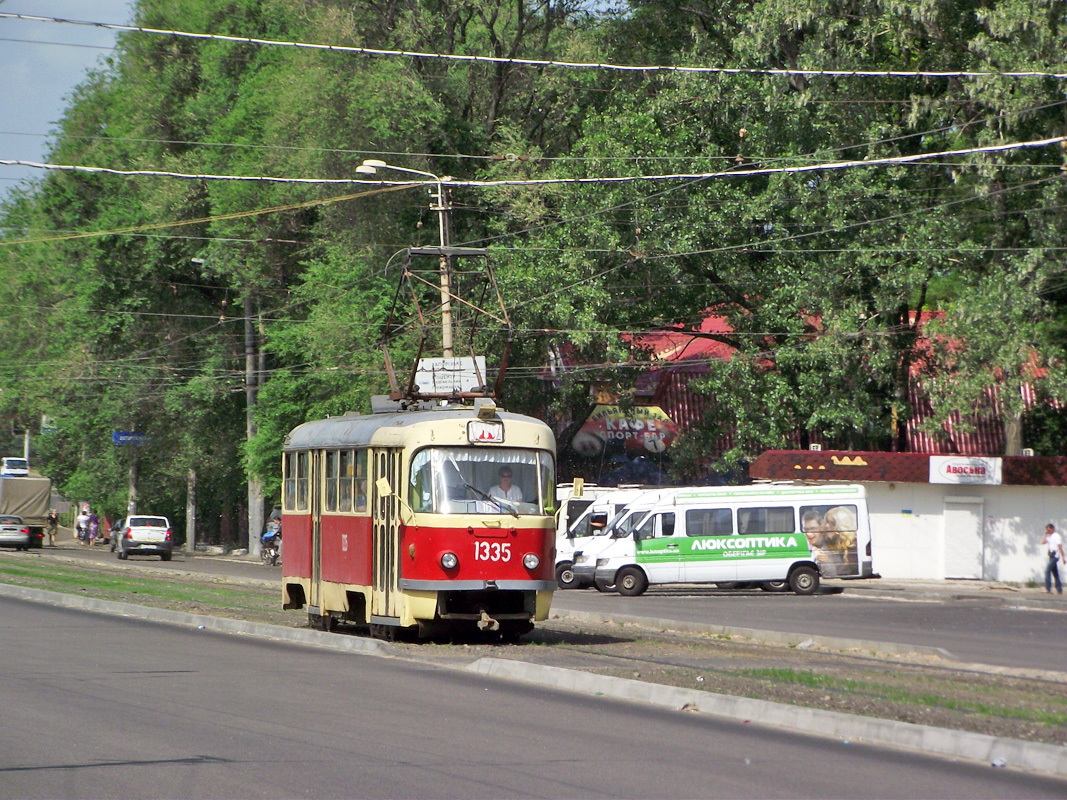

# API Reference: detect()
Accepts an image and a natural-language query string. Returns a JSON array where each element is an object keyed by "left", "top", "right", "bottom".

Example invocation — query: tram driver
[{"left": 488, "top": 466, "right": 523, "bottom": 506}]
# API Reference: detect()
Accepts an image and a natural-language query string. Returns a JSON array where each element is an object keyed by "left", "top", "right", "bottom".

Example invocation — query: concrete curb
[
  {"left": 552, "top": 609, "right": 956, "bottom": 659},
  {"left": 467, "top": 658, "right": 1067, "bottom": 777},
  {"left": 5, "top": 582, "right": 1065, "bottom": 776},
  {"left": 0, "top": 583, "right": 396, "bottom": 658}
]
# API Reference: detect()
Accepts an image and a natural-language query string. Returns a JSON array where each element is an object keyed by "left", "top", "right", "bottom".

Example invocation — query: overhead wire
[
  {"left": 4, "top": 12, "right": 1067, "bottom": 80},
  {"left": 3, "top": 15, "right": 1065, "bottom": 389},
  {"left": 2, "top": 134, "right": 1063, "bottom": 250}
]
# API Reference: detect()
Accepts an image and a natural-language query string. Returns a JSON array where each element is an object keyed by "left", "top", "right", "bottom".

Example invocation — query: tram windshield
[{"left": 408, "top": 447, "right": 555, "bottom": 515}]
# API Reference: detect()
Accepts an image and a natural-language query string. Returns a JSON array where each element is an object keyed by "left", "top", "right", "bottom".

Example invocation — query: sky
[{"left": 0, "top": 1, "right": 134, "bottom": 200}]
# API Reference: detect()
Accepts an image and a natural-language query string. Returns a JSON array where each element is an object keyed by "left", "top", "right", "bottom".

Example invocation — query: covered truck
[{"left": 0, "top": 475, "right": 51, "bottom": 547}]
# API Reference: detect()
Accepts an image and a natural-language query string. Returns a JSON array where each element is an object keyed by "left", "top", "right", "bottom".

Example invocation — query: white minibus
[
  {"left": 554, "top": 482, "right": 609, "bottom": 584},
  {"left": 557, "top": 487, "right": 660, "bottom": 589},
  {"left": 591, "top": 483, "right": 875, "bottom": 596},
  {"left": 569, "top": 486, "right": 690, "bottom": 589}
]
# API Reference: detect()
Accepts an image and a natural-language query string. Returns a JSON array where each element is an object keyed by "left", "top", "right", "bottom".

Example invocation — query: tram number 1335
[{"left": 474, "top": 541, "right": 512, "bottom": 562}]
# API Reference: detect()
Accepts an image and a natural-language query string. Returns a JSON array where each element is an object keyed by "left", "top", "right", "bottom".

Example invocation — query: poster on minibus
[
  {"left": 800, "top": 504, "right": 859, "bottom": 577},
  {"left": 570, "top": 405, "right": 677, "bottom": 459}
]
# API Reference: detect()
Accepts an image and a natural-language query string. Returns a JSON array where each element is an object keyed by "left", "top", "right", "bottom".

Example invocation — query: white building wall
[{"left": 865, "top": 482, "right": 1067, "bottom": 584}]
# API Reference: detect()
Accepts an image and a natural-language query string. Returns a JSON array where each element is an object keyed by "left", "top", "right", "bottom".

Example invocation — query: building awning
[{"left": 750, "top": 450, "right": 1067, "bottom": 487}]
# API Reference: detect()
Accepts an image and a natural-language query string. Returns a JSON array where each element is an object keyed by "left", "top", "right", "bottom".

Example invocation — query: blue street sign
[{"left": 113, "top": 431, "right": 148, "bottom": 446}]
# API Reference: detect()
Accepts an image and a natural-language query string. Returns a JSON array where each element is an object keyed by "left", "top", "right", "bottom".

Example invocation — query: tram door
[
  {"left": 309, "top": 450, "right": 323, "bottom": 611},
  {"left": 372, "top": 448, "right": 403, "bottom": 620}
]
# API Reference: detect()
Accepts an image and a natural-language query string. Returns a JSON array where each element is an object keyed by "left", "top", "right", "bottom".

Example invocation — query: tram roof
[{"left": 284, "top": 408, "right": 552, "bottom": 451}]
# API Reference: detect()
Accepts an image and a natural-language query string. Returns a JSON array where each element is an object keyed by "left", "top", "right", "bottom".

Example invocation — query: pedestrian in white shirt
[{"left": 1042, "top": 523, "right": 1065, "bottom": 594}]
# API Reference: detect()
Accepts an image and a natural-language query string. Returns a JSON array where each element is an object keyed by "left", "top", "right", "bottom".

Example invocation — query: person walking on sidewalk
[
  {"left": 46, "top": 509, "right": 58, "bottom": 546},
  {"left": 1041, "top": 523, "right": 1065, "bottom": 594}
]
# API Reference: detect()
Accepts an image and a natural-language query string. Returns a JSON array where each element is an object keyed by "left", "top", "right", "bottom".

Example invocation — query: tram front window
[{"left": 408, "top": 447, "right": 554, "bottom": 515}]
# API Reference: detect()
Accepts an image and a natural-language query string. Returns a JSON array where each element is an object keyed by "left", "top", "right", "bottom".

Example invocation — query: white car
[
  {"left": 115, "top": 515, "right": 173, "bottom": 561},
  {"left": 0, "top": 515, "right": 31, "bottom": 550}
]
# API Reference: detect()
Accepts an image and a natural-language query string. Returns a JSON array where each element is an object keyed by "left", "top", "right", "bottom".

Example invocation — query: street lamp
[{"left": 358, "top": 159, "right": 455, "bottom": 357}]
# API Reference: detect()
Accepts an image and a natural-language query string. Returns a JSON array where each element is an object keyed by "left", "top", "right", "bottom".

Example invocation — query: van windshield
[{"left": 604, "top": 507, "right": 650, "bottom": 539}]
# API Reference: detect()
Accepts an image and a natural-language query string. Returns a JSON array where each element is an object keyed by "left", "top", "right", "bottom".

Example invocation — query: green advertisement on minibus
[{"left": 595, "top": 484, "right": 873, "bottom": 596}]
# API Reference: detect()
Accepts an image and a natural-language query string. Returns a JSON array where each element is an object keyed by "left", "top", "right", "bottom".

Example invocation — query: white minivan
[
  {"left": 592, "top": 483, "right": 876, "bottom": 596},
  {"left": 569, "top": 487, "right": 690, "bottom": 589},
  {"left": 0, "top": 457, "right": 29, "bottom": 477},
  {"left": 554, "top": 482, "right": 608, "bottom": 585},
  {"left": 557, "top": 487, "right": 661, "bottom": 589}
]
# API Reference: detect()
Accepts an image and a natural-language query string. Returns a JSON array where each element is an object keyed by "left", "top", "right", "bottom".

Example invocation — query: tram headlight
[
  {"left": 523, "top": 553, "right": 540, "bottom": 570},
  {"left": 441, "top": 552, "right": 459, "bottom": 570}
]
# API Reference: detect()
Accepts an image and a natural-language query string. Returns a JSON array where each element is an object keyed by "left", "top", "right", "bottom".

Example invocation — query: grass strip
[
  {"left": 0, "top": 558, "right": 274, "bottom": 611},
  {"left": 740, "top": 667, "right": 1067, "bottom": 726}
]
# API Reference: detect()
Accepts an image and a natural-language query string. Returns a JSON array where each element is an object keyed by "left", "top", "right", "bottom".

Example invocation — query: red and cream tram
[{"left": 280, "top": 398, "right": 557, "bottom": 638}]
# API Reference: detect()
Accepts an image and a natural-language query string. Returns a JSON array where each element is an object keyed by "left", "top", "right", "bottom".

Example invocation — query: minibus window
[
  {"left": 634, "top": 515, "right": 656, "bottom": 541},
  {"left": 661, "top": 513, "right": 675, "bottom": 537},
  {"left": 738, "top": 506, "right": 794, "bottom": 534},
  {"left": 686, "top": 508, "right": 733, "bottom": 537},
  {"left": 800, "top": 504, "right": 860, "bottom": 577}
]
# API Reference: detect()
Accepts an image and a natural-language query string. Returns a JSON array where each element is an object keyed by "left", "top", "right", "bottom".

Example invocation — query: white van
[
  {"left": 569, "top": 487, "right": 690, "bottom": 589},
  {"left": 0, "top": 457, "right": 29, "bottom": 477},
  {"left": 592, "top": 483, "right": 876, "bottom": 596},
  {"left": 554, "top": 482, "right": 608, "bottom": 581},
  {"left": 557, "top": 487, "right": 658, "bottom": 589}
]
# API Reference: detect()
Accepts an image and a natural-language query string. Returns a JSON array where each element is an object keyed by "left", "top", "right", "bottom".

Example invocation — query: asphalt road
[
  {"left": 3, "top": 595, "right": 1063, "bottom": 799},
  {"left": 550, "top": 586, "right": 1067, "bottom": 672},
  {"left": 54, "top": 543, "right": 1067, "bottom": 673}
]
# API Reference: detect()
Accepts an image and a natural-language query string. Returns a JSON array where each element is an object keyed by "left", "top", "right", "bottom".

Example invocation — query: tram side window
[
  {"left": 284, "top": 451, "right": 309, "bottom": 512},
  {"left": 324, "top": 449, "right": 368, "bottom": 513},
  {"left": 539, "top": 455, "right": 556, "bottom": 514},
  {"left": 737, "top": 506, "right": 794, "bottom": 535},
  {"left": 686, "top": 508, "right": 733, "bottom": 537},
  {"left": 325, "top": 451, "right": 339, "bottom": 511}
]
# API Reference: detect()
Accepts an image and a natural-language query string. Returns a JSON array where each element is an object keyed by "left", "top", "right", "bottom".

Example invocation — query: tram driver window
[{"left": 408, "top": 447, "right": 553, "bottom": 515}]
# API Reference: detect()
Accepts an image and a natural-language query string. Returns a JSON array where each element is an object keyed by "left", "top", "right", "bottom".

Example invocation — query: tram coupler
[{"left": 477, "top": 610, "right": 500, "bottom": 632}]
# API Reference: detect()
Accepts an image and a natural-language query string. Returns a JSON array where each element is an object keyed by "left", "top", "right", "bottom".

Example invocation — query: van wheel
[
  {"left": 555, "top": 562, "right": 579, "bottom": 590},
  {"left": 789, "top": 566, "right": 819, "bottom": 596},
  {"left": 760, "top": 581, "right": 788, "bottom": 592},
  {"left": 615, "top": 567, "right": 648, "bottom": 597}
]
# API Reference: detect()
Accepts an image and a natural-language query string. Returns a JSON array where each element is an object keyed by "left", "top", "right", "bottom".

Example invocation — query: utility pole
[
  {"left": 127, "top": 459, "right": 138, "bottom": 517},
  {"left": 245, "top": 294, "right": 264, "bottom": 555},
  {"left": 186, "top": 467, "right": 197, "bottom": 554},
  {"left": 435, "top": 183, "right": 454, "bottom": 358},
  {"left": 356, "top": 160, "right": 455, "bottom": 356}
]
